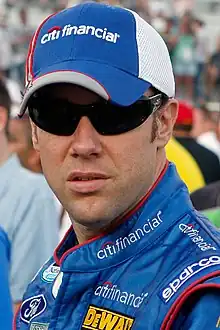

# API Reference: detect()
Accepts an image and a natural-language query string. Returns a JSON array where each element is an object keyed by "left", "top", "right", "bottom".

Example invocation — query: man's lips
[
  {"left": 67, "top": 172, "right": 110, "bottom": 181},
  {"left": 66, "top": 172, "right": 110, "bottom": 193}
]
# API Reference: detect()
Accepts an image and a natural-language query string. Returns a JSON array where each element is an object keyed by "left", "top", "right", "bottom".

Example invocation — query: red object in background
[{"left": 176, "top": 100, "right": 194, "bottom": 125}]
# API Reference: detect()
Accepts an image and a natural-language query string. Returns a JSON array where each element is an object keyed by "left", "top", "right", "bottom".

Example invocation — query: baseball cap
[
  {"left": 176, "top": 101, "right": 193, "bottom": 126},
  {"left": 19, "top": 2, "right": 175, "bottom": 116}
]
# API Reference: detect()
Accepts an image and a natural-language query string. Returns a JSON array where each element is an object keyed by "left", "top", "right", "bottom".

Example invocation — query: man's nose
[{"left": 69, "top": 116, "right": 102, "bottom": 158}]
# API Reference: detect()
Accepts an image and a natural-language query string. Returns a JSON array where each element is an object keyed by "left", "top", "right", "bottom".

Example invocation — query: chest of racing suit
[{"left": 14, "top": 163, "right": 220, "bottom": 330}]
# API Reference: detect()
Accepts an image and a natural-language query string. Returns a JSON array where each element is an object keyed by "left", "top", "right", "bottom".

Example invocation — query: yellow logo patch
[{"left": 82, "top": 305, "right": 134, "bottom": 330}]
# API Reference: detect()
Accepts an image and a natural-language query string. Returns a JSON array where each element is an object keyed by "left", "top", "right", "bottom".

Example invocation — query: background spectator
[
  {"left": 192, "top": 101, "right": 220, "bottom": 159},
  {"left": 172, "top": 12, "right": 197, "bottom": 101},
  {"left": 165, "top": 137, "right": 205, "bottom": 193},
  {"left": 10, "top": 7, "right": 34, "bottom": 84},
  {"left": 173, "top": 100, "right": 220, "bottom": 184},
  {"left": 193, "top": 18, "right": 208, "bottom": 102},
  {"left": 0, "top": 79, "right": 60, "bottom": 311},
  {"left": 206, "top": 36, "right": 220, "bottom": 100},
  {"left": 0, "top": 226, "right": 13, "bottom": 329}
]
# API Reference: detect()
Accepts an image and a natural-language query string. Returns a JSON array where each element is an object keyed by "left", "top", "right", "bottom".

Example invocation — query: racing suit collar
[{"left": 54, "top": 162, "right": 193, "bottom": 271}]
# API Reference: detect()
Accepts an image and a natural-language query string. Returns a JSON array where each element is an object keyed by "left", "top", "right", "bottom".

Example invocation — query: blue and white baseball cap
[{"left": 19, "top": 2, "right": 175, "bottom": 116}]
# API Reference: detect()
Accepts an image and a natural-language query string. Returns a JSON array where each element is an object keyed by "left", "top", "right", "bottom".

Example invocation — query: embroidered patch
[
  {"left": 159, "top": 255, "right": 220, "bottom": 303},
  {"left": 81, "top": 305, "right": 135, "bottom": 329},
  {"left": 30, "top": 322, "right": 49, "bottom": 330},
  {"left": 42, "top": 263, "right": 60, "bottom": 283},
  {"left": 20, "top": 294, "right": 47, "bottom": 324},
  {"left": 52, "top": 272, "right": 63, "bottom": 298},
  {"left": 216, "top": 316, "right": 220, "bottom": 328}
]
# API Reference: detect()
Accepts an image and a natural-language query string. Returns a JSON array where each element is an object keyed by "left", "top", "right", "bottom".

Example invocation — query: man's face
[
  {"left": 31, "top": 84, "right": 176, "bottom": 228},
  {"left": 9, "top": 117, "right": 42, "bottom": 173},
  {"left": 9, "top": 118, "right": 28, "bottom": 155}
]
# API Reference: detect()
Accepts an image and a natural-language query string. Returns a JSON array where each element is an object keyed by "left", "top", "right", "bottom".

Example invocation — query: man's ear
[
  {"left": 0, "top": 106, "right": 8, "bottom": 132},
  {"left": 156, "top": 99, "right": 178, "bottom": 148},
  {"left": 30, "top": 119, "right": 39, "bottom": 151}
]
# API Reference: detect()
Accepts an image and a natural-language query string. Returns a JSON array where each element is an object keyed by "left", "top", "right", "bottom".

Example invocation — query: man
[
  {"left": 192, "top": 101, "right": 220, "bottom": 159},
  {"left": 0, "top": 226, "right": 13, "bottom": 329},
  {"left": 174, "top": 100, "right": 220, "bottom": 184},
  {"left": 15, "top": 3, "right": 220, "bottom": 329},
  {"left": 0, "top": 79, "right": 59, "bottom": 310}
]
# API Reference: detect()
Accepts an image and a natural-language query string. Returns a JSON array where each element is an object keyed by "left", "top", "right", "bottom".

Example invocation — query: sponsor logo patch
[
  {"left": 52, "top": 272, "right": 63, "bottom": 298},
  {"left": 94, "top": 281, "right": 148, "bottom": 308},
  {"left": 41, "top": 25, "right": 120, "bottom": 45},
  {"left": 30, "top": 322, "right": 49, "bottom": 330},
  {"left": 179, "top": 223, "right": 217, "bottom": 251},
  {"left": 97, "top": 211, "right": 162, "bottom": 259},
  {"left": 82, "top": 305, "right": 134, "bottom": 329},
  {"left": 42, "top": 263, "right": 60, "bottom": 283},
  {"left": 20, "top": 295, "right": 47, "bottom": 324},
  {"left": 160, "top": 255, "right": 220, "bottom": 303}
]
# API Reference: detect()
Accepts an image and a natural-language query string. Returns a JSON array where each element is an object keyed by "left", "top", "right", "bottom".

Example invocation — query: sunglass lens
[
  {"left": 91, "top": 101, "right": 153, "bottom": 135},
  {"left": 29, "top": 98, "right": 79, "bottom": 136}
]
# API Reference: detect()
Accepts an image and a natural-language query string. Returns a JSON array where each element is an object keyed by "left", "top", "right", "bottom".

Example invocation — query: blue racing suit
[
  {"left": 14, "top": 163, "right": 220, "bottom": 330},
  {"left": 0, "top": 226, "right": 13, "bottom": 330}
]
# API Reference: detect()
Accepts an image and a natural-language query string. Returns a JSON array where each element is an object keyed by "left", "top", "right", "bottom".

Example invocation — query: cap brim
[{"left": 20, "top": 60, "right": 151, "bottom": 116}]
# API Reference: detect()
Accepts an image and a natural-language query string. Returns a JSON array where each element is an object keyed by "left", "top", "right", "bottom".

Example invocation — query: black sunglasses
[{"left": 28, "top": 93, "right": 168, "bottom": 136}]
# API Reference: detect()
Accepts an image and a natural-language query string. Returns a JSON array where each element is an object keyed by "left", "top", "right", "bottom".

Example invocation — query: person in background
[
  {"left": 193, "top": 18, "right": 209, "bottom": 102},
  {"left": 2, "top": 71, "right": 42, "bottom": 172},
  {"left": 0, "top": 226, "right": 13, "bottom": 329},
  {"left": 0, "top": 8, "right": 13, "bottom": 78},
  {"left": 191, "top": 181, "right": 220, "bottom": 212},
  {"left": 206, "top": 36, "right": 220, "bottom": 100},
  {"left": 9, "top": 108, "right": 70, "bottom": 240},
  {"left": 192, "top": 101, "right": 220, "bottom": 160},
  {"left": 9, "top": 113, "right": 42, "bottom": 173},
  {"left": 191, "top": 181, "right": 220, "bottom": 228},
  {"left": 151, "top": 10, "right": 167, "bottom": 35},
  {"left": 173, "top": 100, "right": 220, "bottom": 184},
  {"left": 166, "top": 136, "right": 205, "bottom": 192},
  {"left": 130, "top": 0, "right": 152, "bottom": 22},
  {"left": 14, "top": 3, "right": 220, "bottom": 329},
  {"left": 172, "top": 12, "right": 197, "bottom": 101},
  {"left": 162, "top": 17, "right": 177, "bottom": 60},
  {"left": 11, "top": 7, "right": 34, "bottom": 84},
  {"left": 0, "top": 79, "right": 59, "bottom": 311}
]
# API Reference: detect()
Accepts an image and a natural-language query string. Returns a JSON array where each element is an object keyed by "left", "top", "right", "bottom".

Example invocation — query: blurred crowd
[
  {"left": 1, "top": 0, "right": 220, "bottom": 105},
  {"left": 0, "top": 0, "right": 220, "bottom": 103},
  {"left": 1, "top": 0, "right": 220, "bottom": 325}
]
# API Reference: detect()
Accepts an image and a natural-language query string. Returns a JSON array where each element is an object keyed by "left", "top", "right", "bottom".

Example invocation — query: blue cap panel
[{"left": 33, "top": 3, "right": 139, "bottom": 78}]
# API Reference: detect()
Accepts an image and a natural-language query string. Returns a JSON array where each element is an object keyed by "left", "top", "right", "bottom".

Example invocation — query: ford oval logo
[{"left": 20, "top": 294, "right": 47, "bottom": 324}]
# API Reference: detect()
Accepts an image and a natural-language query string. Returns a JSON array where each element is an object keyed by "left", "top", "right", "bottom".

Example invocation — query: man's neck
[{"left": 72, "top": 155, "right": 167, "bottom": 244}]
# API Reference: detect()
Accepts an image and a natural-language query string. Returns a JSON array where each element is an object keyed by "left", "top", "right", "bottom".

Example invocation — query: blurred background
[{"left": 2, "top": 0, "right": 220, "bottom": 105}]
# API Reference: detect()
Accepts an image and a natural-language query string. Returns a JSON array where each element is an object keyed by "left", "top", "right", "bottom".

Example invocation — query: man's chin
[
  {"left": 73, "top": 214, "right": 112, "bottom": 230},
  {"left": 65, "top": 196, "right": 120, "bottom": 231}
]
